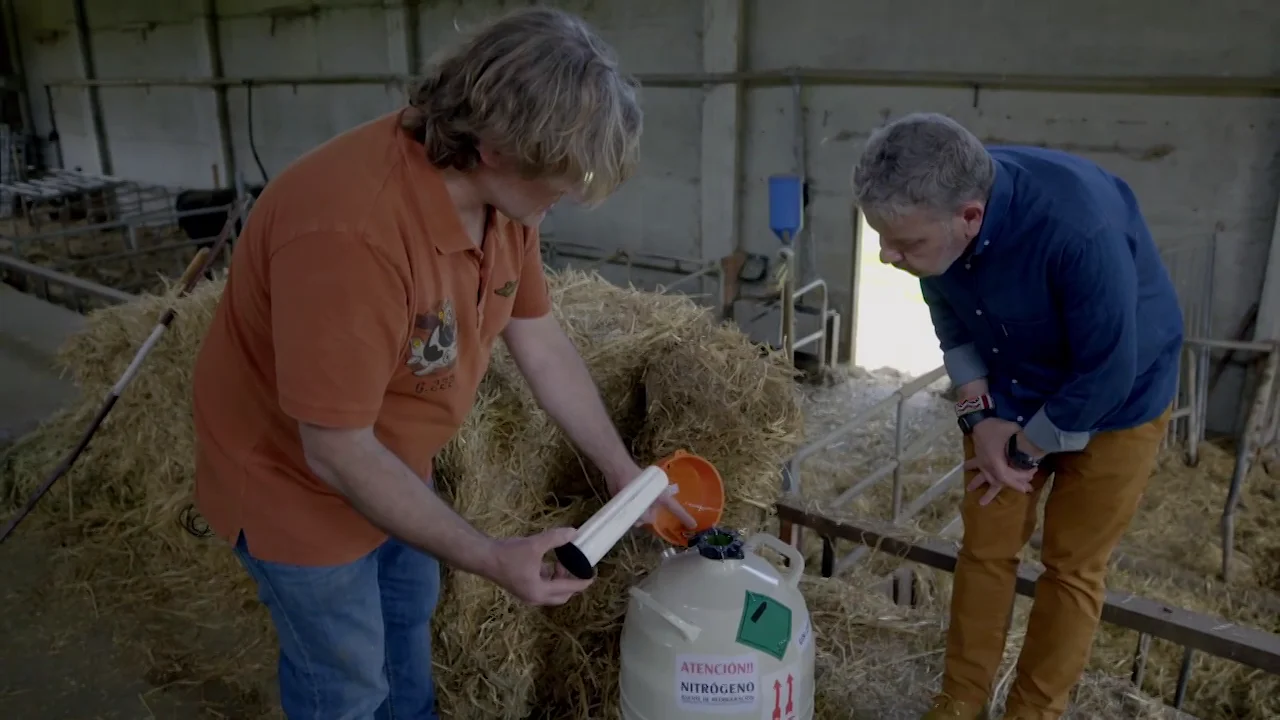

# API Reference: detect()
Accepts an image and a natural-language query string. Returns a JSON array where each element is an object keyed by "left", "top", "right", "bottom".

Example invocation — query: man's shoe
[{"left": 920, "top": 694, "right": 987, "bottom": 719}]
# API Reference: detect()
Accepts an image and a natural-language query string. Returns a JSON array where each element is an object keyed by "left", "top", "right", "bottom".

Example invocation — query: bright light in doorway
[{"left": 854, "top": 216, "right": 944, "bottom": 377}]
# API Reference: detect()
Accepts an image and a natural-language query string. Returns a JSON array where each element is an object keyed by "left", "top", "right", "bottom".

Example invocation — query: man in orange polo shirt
[{"left": 191, "top": 8, "right": 687, "bottom": 719}]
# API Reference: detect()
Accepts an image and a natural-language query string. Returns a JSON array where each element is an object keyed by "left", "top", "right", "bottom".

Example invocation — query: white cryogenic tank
[{"left": 619, "top": 528, "right": 815, "bottom": 720}]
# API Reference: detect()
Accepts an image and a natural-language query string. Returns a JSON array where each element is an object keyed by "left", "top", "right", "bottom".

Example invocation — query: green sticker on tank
[{"left": 735, "top": 590, "right": 792, "bottom": 660}]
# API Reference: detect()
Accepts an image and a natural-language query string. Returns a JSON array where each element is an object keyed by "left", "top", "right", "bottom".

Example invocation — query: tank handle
[
  {"left": 628, "top": 586, "right": 702, "bottom": 643},
  {"left": 743, "top": 533, "right": 805, "bottom": 588}
]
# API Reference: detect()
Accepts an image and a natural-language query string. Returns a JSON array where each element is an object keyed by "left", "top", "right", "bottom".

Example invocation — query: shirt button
[
  {"left": 1012, "top": 379, "right": 1018, "bottom": 384},
  {"left": 1017, "top": 415, "right": 1024, "bottom": 422},
  {"left": 965, "top": 263, "right": 972, "bottom": 270},
  {"left": 975, "top": 309, "right": 983, "bottom": 316},
  {"left": 992, "top": 348, "right": 999, "bottom": 354},
  {"left": 984, "top": 240, "right": 990, "bottom": 246}
]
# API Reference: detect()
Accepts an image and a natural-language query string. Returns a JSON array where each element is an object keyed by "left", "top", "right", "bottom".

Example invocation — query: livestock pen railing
[
  {"left": 1, "top": 185, "right": 252, "bottom": 310},
  {"left": 540, "top": 239, "right": 842, "bottom": 372},
  {"left": 778, "top": 336, "right": 1280, "bottom": 584},
  {"left": 540, "top": 237, "right": 726, "bottom": 303},
  {"left": 0, "top": 253, "right": 136, "bottom": 312},
  {"left": 772, "top": 502, "right": 1280, "bottom": 712},
  {"left": 774, "top": 336, "right": 1280, "bottom": 712}
]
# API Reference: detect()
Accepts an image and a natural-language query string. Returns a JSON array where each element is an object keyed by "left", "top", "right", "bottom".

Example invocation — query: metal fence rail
[
  {"left": 1159, "top": 239, "right": 1215, "bottom": 457},
  {"left": 539, "top": 237, "right": 726, "bottom": 304},
  {"left": 0, "top": 253, "right": 136, "bottom": 312},
  {"left": 1, "top": 174, "right": 249, "bottom": 305},
  {"left": 781, "top": 334, "right": 1280, "bottom": 585},
  {"left": 0, "top": 169, "right": 175, "bottom": 241},
  {"left": 774, "top": 501, "right": 1280, "bottom": 712}
]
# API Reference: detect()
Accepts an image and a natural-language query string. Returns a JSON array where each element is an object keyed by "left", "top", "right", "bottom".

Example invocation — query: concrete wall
[{"left": 6, "top": 0, "right": 1280, "bottom": 432}]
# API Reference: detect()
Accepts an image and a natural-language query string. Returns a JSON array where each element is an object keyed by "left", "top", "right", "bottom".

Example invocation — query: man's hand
[
  {"left": 606, "top": 462, "right": 698, "bottom": 530},
  {"left": 965, "top": 418, "right": 1036, "bottom": 506},
  {"left": 488, "top": 527, "right": 595, "bottom": 605}
]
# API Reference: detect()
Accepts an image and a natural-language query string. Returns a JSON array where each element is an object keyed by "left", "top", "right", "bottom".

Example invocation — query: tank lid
[{"left": 690, "top": 527, "right": 744, "bottom": 561}]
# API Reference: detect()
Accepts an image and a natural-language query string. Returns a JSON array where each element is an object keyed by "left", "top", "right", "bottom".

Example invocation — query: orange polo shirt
[{"left": 191, "top": 110, "right": 551, "bottom": 566}]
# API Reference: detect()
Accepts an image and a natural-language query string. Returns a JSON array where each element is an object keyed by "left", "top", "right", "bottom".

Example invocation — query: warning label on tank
[
  {"left": 761, "top": 666, "right": 804, "bottom": 720},
  {"left": 735, "top": 591, "right": 792, "bottom": 660},
  {"left": 674, "top": 653, "right": 760, "bottom": 712}
]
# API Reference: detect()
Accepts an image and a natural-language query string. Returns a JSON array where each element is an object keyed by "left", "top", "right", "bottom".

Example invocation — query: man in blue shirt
[{"left": 851, "top": 113, "right": 1182, "bottom": 720}]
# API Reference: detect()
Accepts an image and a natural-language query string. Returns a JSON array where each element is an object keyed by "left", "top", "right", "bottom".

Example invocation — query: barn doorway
[{"left": 852, "top": 214, "right": 944, "bottom": 376}]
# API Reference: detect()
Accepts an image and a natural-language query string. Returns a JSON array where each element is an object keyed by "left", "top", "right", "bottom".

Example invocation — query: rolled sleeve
[
  {"left": 921, "top": 279, "right": 987, "bottom": 386},
  {"left": 1023, "top": 407, "right": 1091, "bottom": 453},
  {"left": 943, "top": 342, "right": 989, "bottom": 387},
  {"left": 511, "top": 227, "right": 552, "bottom": 319}
]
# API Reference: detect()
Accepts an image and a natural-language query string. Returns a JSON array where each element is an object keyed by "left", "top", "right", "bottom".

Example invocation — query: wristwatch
[
  {"left": 1006, "top": 433, "right": 1041, "bottom": 471},
  {"left": 955, "top": 393, "right": 996, "bottom": 436}
]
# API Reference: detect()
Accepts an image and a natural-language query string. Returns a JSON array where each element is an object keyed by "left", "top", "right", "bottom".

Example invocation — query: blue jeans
[{"left": 233, "top": 531, "right": 442, "bottom": 720}]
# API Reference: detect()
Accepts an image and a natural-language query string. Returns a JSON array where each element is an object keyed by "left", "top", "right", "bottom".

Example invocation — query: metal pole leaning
[
  {"left": 0, "top": 198, "right": 247, "bottom": 544},
  {"left": 778, "top": 243, "right": 796, "bottom": 363},
  {"left": 1221, "top": 343, "right": 1280, "bottom": 581}
]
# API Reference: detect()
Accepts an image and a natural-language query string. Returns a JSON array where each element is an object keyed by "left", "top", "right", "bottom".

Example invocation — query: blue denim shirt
[{"left": 922, "top": 146, "right": 1184, "bottom": 454}]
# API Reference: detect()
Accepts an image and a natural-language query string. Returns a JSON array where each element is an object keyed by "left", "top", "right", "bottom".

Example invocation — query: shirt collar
[
  {"left": 969, "top": 156, "right": 1013, "bottom": 258},
  {"left": 395, "top": 108, "right": 502, "bottom": 255}
]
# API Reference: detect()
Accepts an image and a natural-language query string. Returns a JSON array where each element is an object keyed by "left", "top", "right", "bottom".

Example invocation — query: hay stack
[
  {"left": 1, "top": 268, "right": 804, "bottom": 719},
  {"left": 0, "top": 278, "right": 274, "bottom": 713},
  {"left": 2, "top": 268, "right": 1177, "bottom": 719},
  {"left": 430, "top": 272, "right": 804, "bottom": 718}
]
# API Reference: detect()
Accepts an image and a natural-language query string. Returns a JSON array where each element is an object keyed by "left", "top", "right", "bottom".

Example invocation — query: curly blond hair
[{"left": 402, "top": 7, "right": 642, "bottom": 207}]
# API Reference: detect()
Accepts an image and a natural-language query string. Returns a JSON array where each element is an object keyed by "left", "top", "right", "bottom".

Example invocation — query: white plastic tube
[{"left": 555, "top": 466, "right": 670, "bottom": 579}]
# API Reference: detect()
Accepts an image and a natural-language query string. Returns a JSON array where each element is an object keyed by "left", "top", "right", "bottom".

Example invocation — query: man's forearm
[
  {"left": 301, "top": 426, "right": 499, "bottom": 578},
  {"left": 514, "top": 333, "right": 636, "bottom": 480},
  {"left": 954, "top": 377, "right": 989, "bottom": 401}
]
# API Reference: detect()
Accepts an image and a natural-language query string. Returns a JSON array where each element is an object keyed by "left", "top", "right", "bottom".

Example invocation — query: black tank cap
[{"left": 690, "top": 527, "right": 744, "bottom": 561}]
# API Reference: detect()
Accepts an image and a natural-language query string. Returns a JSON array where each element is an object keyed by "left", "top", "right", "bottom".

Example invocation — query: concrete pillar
[
  {"left": 70, "top": 0, "right": 110, "bottom": 175},
  {"left": 699, "top": 0, "right": 745, "bottom": 316},
  {"left": 1254, "top": 200, "right": 1280, "bottom": 342},
  {"left": 201, "top": 0, "right": 234, "bottom": 188}
]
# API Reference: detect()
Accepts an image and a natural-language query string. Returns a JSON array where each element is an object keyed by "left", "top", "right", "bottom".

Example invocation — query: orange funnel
[{"left": 647, "top": 450, "right": 725, "bottom": 546}]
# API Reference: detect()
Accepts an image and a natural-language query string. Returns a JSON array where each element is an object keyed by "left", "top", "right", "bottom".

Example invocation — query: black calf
[
  {"left": 174, "top": 184, "right": 265, "bottom": 245},
  {"left": 174, "top": 184, "right": 265, "bottom": 278}
]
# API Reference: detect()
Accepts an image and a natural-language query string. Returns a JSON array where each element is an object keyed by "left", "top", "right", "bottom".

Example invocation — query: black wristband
[
  {"left": 1006, "top": 433, "right": 1040, "bottom": 470},
  {"left": 957, "top": 408, "right": 995, "bottom": 436}
]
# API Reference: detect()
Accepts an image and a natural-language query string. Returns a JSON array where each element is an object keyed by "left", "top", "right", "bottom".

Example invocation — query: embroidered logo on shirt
[
  {"left": 494, "top": 280, "right": 518, "bottom": 298},
  {"left": 407, "top": 299, "right": 458, "bottom": 377}
]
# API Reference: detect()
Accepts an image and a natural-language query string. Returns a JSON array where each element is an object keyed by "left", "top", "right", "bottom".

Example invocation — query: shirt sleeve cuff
[
  {"left": 1023, "top": 407, "right": 1091, "bottom": 454},
  {"left": 942, "top": 342, "right": 989, "bottom": 387}
]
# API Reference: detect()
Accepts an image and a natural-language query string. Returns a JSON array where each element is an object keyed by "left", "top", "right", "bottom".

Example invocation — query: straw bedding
[
  {"left": 804, "top": 572, "right": 1183, "bottom": 719},
  {"left": 796, "top": 370, "right": 1280, "bottom": 719},
  {"left": 430, "top": 272, "right": 805, "bottom": 718},
  {"left": 0, "top": 269, "right": 1226, "bottom": 718},
  {"left": 1, "top": 268, "right": 806, "bottom": 718}
]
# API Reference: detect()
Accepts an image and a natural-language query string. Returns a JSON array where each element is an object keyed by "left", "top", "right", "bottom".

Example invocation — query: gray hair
[{"left": 851, "top": 112, "right": 994, "bottom": 221}]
